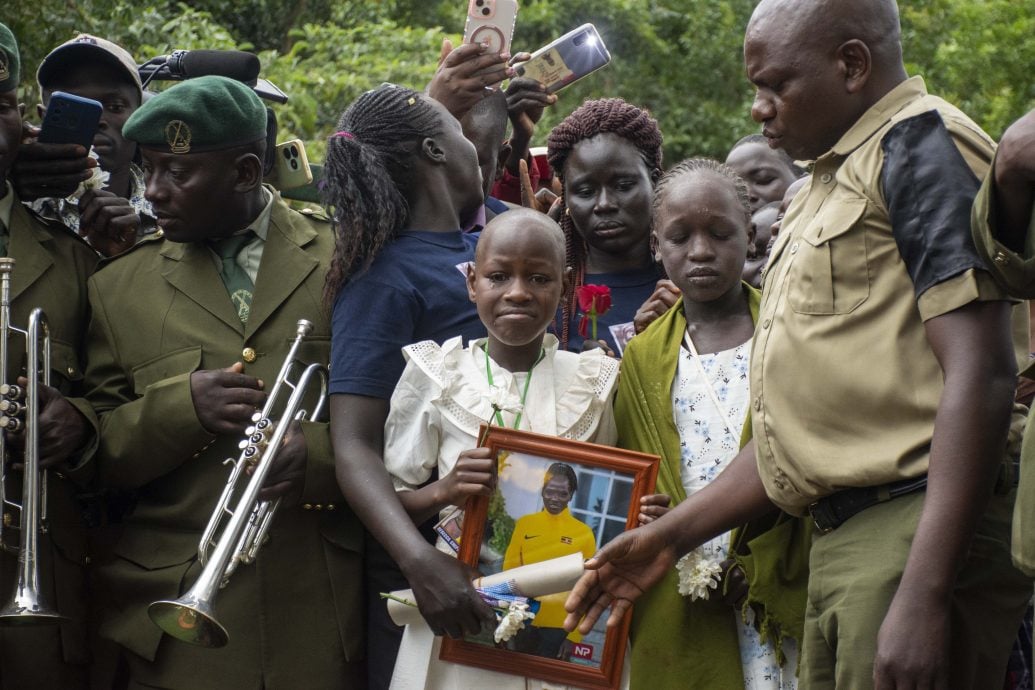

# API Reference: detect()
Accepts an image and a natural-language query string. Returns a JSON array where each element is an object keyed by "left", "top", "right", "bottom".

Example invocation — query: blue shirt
[
  {"left": 330, "top": 230, "right": 485, "bottom": 399},
  {"left": 558, "top": 263, "right": 664, "bottom": 357}
]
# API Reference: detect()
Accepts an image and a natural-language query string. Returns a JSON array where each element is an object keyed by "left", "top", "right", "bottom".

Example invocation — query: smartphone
[
  {"left": 515, "top": 24, "right": 612, "bottom": 94},
  {"left": 271, "top": 139, "right": 313, "bottom": 190},
  {"left": 38, "top": 92, "right": 103, "bottom": 148},
  {"left": 462, "top": 0, "right": 518, "bottom": 56}
]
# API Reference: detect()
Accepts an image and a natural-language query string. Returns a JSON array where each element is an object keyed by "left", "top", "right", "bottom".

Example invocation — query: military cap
[
  {"left": 0, "top": 23, "right": 20, "bottom": 93},
  {"left": 37, "top": 34, "right": 142, "bottom": 99},
  {"left": 123, "top": 75, "right": 267, "bottom": 154}
]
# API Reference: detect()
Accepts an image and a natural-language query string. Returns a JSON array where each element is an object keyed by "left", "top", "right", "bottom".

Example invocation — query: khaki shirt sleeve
[
  {"left": 971, "top": 162, "right": 1035, "bottom": 298},
  {"left": 916, "top": 267, "right": 1011, "bottom": 322}
]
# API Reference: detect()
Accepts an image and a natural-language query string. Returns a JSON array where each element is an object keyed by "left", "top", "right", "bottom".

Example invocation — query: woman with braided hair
[
  {"left": 546, "top": 97, "right": 665, "bottom": 355},
  {"left": 324, "top": 83, "right": 497, "bottom": 690}
]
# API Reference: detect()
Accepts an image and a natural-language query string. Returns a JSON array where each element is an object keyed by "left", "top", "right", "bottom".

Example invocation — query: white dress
[
  {"left": 671, "top": 337, "right": 797, "bottom": 690},
  {"left": 385, "top": 334, "right": 626, "bottom": 690}
]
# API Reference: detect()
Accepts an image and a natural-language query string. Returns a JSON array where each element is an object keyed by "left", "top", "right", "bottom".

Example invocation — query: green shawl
[{"left": 617, "top": 284, "right": 811, "bottom": 689}]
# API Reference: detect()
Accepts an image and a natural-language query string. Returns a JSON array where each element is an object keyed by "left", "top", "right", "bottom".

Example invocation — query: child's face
[
  {"left": 0, "top": 90, "right": 22, "bottom": 183},
  {"left": 724, "top": 141, "right": 797, "bottom": 213},
  {"left": 654, "top": 173, "right": 751, "bottom": 304},
  {"left": 467, "top": 221, "right": 568, "bottom": 349},
  {"left": 563, "top": 133, "right": 653, "bottom": 262}
]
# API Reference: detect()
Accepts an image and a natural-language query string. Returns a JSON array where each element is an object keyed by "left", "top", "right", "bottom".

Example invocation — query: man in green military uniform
[
  {"left": 73, "top": 75, "right": 363, "bottom": 688},
  {"left": 0, "top": 22, "right": 99, "bottom": 690}
]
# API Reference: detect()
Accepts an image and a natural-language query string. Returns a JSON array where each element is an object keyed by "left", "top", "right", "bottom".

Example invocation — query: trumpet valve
[
  {"left": 0, "top": 416, "right": 23, "bottom": 433},
  {"left": 0, "top": 384, "right": 22, "bottom": 400},
  {"left": 0, "top": 400, "right": 22, "bottom": 416}
]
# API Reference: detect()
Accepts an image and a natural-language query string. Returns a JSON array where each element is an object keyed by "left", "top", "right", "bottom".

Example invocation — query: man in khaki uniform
[
  {"left": 563, "top": 1, "right": 1032, "bottom": 688},
  {"left": 0, "top": 22, "right": 99, "bottom": 690},
  {"left": 75, "top": 76, "right": 363, "bottom": 688}
]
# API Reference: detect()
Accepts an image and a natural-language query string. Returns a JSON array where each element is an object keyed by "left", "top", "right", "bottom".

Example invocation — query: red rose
[{"left": 576, "top": 284, "right": 612, "bottom": 317}]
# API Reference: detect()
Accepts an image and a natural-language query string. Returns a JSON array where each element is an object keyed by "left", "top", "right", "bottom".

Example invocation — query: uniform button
[
  {"left": 303, "top": 503, "right": 313, "bottom": 511},
  {"left": 820, "top": 173, "right": 832, "bottom": 184},
  {"left": 754, "top": 396, "right": 762, "bottom": 411},
  {"left": 67, "top": 366, "right": 76, "bottom": 377},
  {"left": 994, "top": 251, "right": 1009, "bottom": 266},
  {"left": 155, "top": 229, "right": 164, "bottom": 238},
  {"left": 763, "top": 319, "right": 771, "bottom": 329},
  {"left": 790, "top": 242, "right": 799, "bottom": 254},
  {"left": 242, "top": 347, "right": 257, "bottom": 363}
]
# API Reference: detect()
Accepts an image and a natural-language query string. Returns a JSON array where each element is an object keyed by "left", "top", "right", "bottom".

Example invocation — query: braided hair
[
  {"left": 322, "top": 84, "right": 443, "bottom": 308},
  {"left": 545, "top": 98, "right": 663, "bottom": 348},
  {"left": 654, "top": 158, "right": 752, "bottom": 227}
]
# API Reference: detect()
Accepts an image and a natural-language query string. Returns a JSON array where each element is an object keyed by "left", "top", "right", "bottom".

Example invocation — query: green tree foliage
[{"left": 8, "top": 0, "right": 1035, "bottom": 167}]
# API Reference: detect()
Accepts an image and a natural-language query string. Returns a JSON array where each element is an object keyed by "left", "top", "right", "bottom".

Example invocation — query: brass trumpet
[
  {"left": 0, "top": 257, "right": 66, "bottom": 625},
  {"left": 148, "top": 319, "right": 328, "bottom": 647}
]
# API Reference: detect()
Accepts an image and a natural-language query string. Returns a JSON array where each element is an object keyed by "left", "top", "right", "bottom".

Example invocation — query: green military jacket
[
  {"left": 81, "top": 197, "right": 363, "bottom": 688},
  {"left": 0, "top": 195, "right": 96, "bottom": 687}
]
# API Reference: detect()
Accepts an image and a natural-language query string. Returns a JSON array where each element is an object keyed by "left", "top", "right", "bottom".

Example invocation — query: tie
[{"left": 213, "top": 232, "right": 254, "bottom": 324}]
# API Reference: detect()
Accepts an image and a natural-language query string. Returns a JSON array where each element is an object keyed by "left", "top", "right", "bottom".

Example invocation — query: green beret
[
  {"left": 0, "top": 23, "right": 20, "bottom": 93},
  {"left": 123, "top": 75, "right": 266, "bottom": 154}
]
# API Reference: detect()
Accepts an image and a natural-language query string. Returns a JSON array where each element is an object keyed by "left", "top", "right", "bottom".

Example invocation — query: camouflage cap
[
  {"left": 0, "top": 23, "right": 20, "bottom": 93},
  {"left": 37, "top": 34, "right": 142, "bottom": 99},
  {"left": 123, "top": 75, "right": 267, "bottom": 154}
]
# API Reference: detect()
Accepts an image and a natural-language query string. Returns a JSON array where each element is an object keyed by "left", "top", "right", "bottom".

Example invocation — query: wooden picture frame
[{"left": 440, "top": 426, "right": 659, "bottom": 690}]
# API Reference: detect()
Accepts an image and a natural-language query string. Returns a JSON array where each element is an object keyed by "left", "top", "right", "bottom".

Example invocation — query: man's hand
[
  {"left": 563, "top": 524, "right": 675, "bottom": 634},
  {"left": 189, "top": 362, "right": 266, "bottom": 436},
  {"left": 873, "top": 587, "right": 951, "bottom": 689},
  {"left": 406, "top": 547, "right": 497, "bottom": 639},
  {"left": 254, "top": 420, "right": 307, "bottom": 503},
  {"left": 5, "top": 379, "right": 91, "bottom": 470},
  {"left": 633, "top": 280, "right": 682, "bottom": 334},
  {"left": 427, "top": 39, "right": 515, "bottom": 121},
  {"left": 78, "top": 189, "right": 140, "bottom": 256},
  {"left": 12, "top": 124, "right": 94, "bottom": 202},
  {"left": 519, "top": 158, "right": 558, "bottom": 214}
]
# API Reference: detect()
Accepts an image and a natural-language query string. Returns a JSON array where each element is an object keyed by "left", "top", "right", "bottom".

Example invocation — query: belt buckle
[{"left": 808, "top": 500, "right": 836, "bottom": 534}]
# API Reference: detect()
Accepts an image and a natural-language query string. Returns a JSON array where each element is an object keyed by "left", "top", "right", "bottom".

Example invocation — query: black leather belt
[
  {"left": 808, "top": 459, "right": 1021, "bottom": 535},
  {"left": 808, "top": 475, "right": 929, "bottom": 534}
]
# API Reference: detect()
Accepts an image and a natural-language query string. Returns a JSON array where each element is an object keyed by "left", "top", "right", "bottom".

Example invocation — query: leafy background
[{"left": 9, "top": 0, "right": 1035, "bottom": 165}]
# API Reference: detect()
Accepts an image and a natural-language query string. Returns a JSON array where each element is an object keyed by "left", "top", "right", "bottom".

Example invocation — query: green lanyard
[{"left": 484, "top": 344, "right": 545, "bottom": 429}]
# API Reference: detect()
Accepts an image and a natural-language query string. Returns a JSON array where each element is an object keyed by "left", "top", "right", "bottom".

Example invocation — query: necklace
[{"left": 484, "top": 343, "right": 546, "bottom": 429}]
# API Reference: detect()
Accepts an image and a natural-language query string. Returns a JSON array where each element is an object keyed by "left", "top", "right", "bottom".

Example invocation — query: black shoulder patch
[{"left": 880, "top": 110, "right": 986, "bottom": 298}]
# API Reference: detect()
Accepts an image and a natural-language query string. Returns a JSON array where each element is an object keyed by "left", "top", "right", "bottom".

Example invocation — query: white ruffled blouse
[{"left": 384, "top": 334, "right": 619, "bottom": 501}]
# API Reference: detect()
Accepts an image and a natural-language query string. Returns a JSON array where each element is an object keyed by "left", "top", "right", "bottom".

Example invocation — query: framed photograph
[{"left": 440, "top": 426, "right": 659, "bottom": 690}]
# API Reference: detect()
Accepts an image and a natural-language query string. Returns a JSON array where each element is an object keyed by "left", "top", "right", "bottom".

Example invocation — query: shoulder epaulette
[{"left": 96, "top": 229, "right": 166, "bottom": 269}]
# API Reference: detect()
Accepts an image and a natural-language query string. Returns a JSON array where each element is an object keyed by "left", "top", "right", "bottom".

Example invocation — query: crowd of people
[{"left": 0, "top": 0, "right": 1033, "bottom": 687}]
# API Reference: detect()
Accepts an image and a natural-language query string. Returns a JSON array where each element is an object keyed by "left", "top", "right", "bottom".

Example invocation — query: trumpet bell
[
  {"left": 148, "top": 597, "right": 229, "bottom": 648},
  {"left": 0, "top": 583, "right": 68, "bottom": 626}
]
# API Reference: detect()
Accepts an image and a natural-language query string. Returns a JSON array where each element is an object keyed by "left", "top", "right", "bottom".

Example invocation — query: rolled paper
[{"left": 386, "top": 552, "right": 586, "bottom": 627}]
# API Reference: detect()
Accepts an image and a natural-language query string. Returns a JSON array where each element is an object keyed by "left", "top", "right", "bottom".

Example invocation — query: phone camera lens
[
  {"left": 475, "top": 0, "right": 484, "bottom": 5},
  {"left": 574, "top": 33, "right": 586, "bottom": 47},
  {"left": 481, "top": 7, "right": 490, "bottom": 15},
  {"left": 282, "top": 148, "right": 291, "bottom": 159},
  {"left": 290, "top": 160, "right": 298, "bottom": 170}
]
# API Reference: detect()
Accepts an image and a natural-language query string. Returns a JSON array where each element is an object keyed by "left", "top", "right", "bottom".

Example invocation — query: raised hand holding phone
[{"left": 462, "top": 0, "right": 518, "bottom": 57}]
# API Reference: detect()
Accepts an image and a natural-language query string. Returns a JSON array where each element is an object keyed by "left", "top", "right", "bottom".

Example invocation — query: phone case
[
  {"left": 38, "top": 92, "right": 103, "bottom": 148},
  {"left": 272, "top": 139, "right": 313, "bottom": 190},
  {"left": 515, "top": 24, "right": 612, "bottom": 94},
  {"left": 462, "top": 0, "right": 519, "bottom": 56}
]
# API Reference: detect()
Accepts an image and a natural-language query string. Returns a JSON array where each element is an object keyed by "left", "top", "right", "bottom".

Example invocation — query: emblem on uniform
[
  {"left": 231, "top": 289, "right": 252, "bottom": 323},
  {"left": 165, "top": 119, "right": 192, "bottom": 154},
  {"left": 0, "top": 53, "right": 8, "bottom": 82}
]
